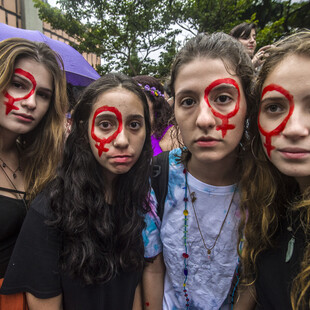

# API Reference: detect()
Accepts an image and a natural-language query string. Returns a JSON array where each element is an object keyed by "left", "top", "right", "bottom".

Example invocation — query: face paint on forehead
[
  {"left": 258, "top": 84, "right": 294, "bottom": 158},
  {"left": 90, "top": 106, "right": 123, "bottom": 157},
  {"left": 204, "top": 78, "right": 241, "bottom": 138},
  {"left": 3, "top": 68, "right": 37, "bottom": 115}
]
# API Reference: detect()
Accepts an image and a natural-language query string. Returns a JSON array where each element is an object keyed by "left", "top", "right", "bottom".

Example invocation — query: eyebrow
[
  {"left": 209, "top": 84, "right": 238, "bottom": 92},
  {"left": 260, "top": 96, "right": 288, "bottom": 105},
  {"left": 95, "top": 113, "right": 144, "bottom": 120},
  {"left": 175, "top": 89, "right": 197, "bottom": 99},
  {"left": 126, "top": 114, "right": 144, "bottom": 119}
]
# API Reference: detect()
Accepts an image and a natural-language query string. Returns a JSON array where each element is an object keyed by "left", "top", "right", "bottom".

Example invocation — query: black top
[
  {"left": 0, "top": 188, "right": 27, "bottom": 278},
  {"left": 0, "top": 193, "right": 141, "bottom": 310},
  {"left": 255, "top": 217, "right": 305, "bottom": 310}
]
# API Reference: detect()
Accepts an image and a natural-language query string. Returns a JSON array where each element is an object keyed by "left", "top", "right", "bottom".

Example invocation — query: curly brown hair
[{"left": 239, "top": 30, "right": 310, "bottom": 310}]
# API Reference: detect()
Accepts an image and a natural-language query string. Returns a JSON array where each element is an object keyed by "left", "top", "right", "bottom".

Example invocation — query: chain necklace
[
  {"left": 181, "top": 168, "right": 237, "bottom": 309},
  {"left": 0, "top": 156, "right": 22, "bottom": 179},
  {"left": 187, "top": 180, "right": 237, "bottom": 257},
  {"left": 0, "top": 164, "right": 27, "bottom": 208}
]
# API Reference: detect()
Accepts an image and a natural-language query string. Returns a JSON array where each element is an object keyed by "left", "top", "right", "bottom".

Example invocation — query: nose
[
  {"left": 20, "top": 92, "right": 36, "bottom": 110},
  {"left": 113, "top": 128, "right": 129, "bottom": 149},
  {"left": 196, "top": 100, "right": 216, "bottom": 130},
  {"left": 281, "top": 107, "right": 309, "bottom": 139},
  {"left": 249, "top": 35, "right": 255, "bottom": 43}
]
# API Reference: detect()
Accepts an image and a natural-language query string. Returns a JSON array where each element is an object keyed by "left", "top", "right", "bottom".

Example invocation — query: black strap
[{"left": 151, "top": 151, "right": 170, "bottom": 221}]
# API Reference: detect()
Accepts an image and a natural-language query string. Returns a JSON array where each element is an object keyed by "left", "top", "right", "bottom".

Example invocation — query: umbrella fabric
[{"left": 0, "top": 23, "right": 100, "bottom": 86}]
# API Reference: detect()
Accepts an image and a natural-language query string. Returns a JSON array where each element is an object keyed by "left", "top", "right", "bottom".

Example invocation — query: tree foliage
[
  {"left": 33, "top": 0, "right": 310, "bottom": 77},
  {"left": 33, "top": 0, "right": 180, "bottom": 77}
]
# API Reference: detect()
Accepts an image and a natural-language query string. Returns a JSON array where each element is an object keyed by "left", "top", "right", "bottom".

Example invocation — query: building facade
[{"left": 0, "top": 0, "right": 101, "bottom": 68}]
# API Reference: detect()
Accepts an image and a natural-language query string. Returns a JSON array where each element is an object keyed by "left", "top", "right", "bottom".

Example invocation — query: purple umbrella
[{"left": 0, "top": 23, "right": 100, "bottom": 86}]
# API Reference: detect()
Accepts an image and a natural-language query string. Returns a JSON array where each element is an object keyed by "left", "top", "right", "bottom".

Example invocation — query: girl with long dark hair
[{"left": 0, "top": 73, "right": 159, "bottom": 310}]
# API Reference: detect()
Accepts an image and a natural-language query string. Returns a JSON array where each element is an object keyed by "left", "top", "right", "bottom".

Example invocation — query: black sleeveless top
[{"left": 0, "top": 187, "right": 27, "bottom": 278}]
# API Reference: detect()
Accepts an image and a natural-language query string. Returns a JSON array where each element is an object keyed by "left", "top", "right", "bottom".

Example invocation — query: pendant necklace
[
  {"left": 187, "top": 180, "right": 237, "bottom": 258},
  {"left": 285, "top": 210, "right": 300, "bottom": 263},
  {"left": 0, "top": 163, "right": 27, "bottom": 209},
  {"left": 0, "top": 156, "right": 22, "bottom": 179}
]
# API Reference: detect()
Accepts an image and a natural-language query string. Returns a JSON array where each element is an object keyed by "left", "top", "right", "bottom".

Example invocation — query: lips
[
  {"left": 13, "top": 112, "right": 34, "bottom": 121},
  {"left": 109, "top": 155, "right": 133, "bottom": 163},
  {"left": 195, "top": 136, "right": 220, "bottom": 147},
  {"left": 278, "top": 147, "right": 310, "bottom": 159}
]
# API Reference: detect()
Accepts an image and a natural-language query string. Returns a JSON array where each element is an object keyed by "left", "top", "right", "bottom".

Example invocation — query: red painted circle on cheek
[
  {"left": 90, "top": 106, "right": 123, "bottom": 157},
  {"left": 258, "top": 84, "right": 294, "bottom": 158},
  {"left": 3, "top": 68, "right": 37, "bottom": 115},
  {"left": 204, "top": 78, "right": 240, "bottom": 138}
]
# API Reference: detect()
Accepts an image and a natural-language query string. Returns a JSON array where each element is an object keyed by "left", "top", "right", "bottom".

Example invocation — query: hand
[{"left": 252, "top": 45, "right": 272, "bottom": 68}]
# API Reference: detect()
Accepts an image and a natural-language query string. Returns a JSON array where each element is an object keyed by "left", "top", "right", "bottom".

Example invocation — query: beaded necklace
[{"left": 182, "top": 167, "right": 237, "bottom": 308}]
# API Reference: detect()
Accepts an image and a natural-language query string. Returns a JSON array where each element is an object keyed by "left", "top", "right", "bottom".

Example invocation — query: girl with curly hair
[
  {"left": 238, "top": 30, "right": 310, "bottom": 309},
  {"left": 0, "top": 73, "right": 160, "bottom": 310},
  {"left": 0, "top": 38, "right": 67, "bottom": 309}
]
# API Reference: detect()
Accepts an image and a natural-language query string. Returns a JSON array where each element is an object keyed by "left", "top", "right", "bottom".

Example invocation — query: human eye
[
  {"left": 37, "top": 91, "right": 52, "bottom": 101},
  {"left": 214, "top": 94, "right": 233, "bottom": 105},
  {"left": 98, "top": 120, "right": 113, "bottom": 130},
  {"left": 11, "top": 80, "right": 25, "bottom": 90},
  {"left": 129, "top": 121, "right": 142, "bottom": 130},
  {"left": 180, "top": 98, "right": 195, "bottom": 108},
  {"left": 261, "top": 101, "right": 286, "bottom": 117}
]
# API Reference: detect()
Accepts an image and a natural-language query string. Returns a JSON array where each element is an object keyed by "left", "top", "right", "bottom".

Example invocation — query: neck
[
  {"left": 187, "top": 152, "right": 239, "bottom": 186},
  {"left": 0, "top": 128, "right": 19, "bottom": 154},
  {"left": 296, "top": 176, "right": 310, "bottom": 194}
]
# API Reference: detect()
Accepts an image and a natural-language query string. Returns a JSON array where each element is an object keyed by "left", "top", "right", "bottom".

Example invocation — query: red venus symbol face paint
[
  {"left": 204, "top": 78, "right": 240, "bottom": 138},
  {"left": 258, "top": 84, "right": 294, "bottom": 158},
  {"left": 90, "top": 106, "right": 123, "bottom": 157},
  {"left": 3, "top": 68, "right": 37, "bottom": 115}
]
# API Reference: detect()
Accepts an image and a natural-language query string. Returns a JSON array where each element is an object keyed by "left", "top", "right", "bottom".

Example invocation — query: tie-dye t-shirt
[
  {"left": 143, "top": 188, "right": 162, "bottom": 259},
  {"left": 145, "top": 148, "right": 241, "bottom": 310}
]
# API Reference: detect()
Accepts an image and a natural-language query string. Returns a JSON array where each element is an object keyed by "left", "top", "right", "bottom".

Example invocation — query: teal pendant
[{"left": 285, "top": 237, "right": 295, "bottom": 263}]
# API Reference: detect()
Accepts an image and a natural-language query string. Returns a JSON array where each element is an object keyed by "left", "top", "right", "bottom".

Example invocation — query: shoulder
[{"left": 29, "top": 191, "right": 53, "bottom": 219}]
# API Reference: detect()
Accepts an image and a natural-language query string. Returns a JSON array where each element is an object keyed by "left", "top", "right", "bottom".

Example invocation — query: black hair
[
  {"left": 229, "top": 22, "right": 257, "bottom": 40},
  {"left": 47, "top": 73, "right": 152, "bottom": 284}
]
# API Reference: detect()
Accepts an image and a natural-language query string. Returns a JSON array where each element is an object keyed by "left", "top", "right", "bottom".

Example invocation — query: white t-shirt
[{"left": 147, "top": 148, "right": 241, "bottom": 310}]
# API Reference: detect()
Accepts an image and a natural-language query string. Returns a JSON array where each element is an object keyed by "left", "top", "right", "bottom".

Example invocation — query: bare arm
[
  {"left": 26, "top": 293, "right": 63, "bottom": 310},
  {"left": 142, "top": 253, "right": 165, "bottom": 310},
  {"left": 133, "top": 282, "right": 143, "bottom": 310},
  {"left": 233, "top": 285, "right": 257, "bottom": 310}
]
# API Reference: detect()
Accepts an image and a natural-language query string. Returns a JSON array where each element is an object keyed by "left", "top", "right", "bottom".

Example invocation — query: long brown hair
[
  {"left": 239, "top": 30, "right": 310, "bottom": 309},
  {"left": 0, "top": 38, "right": 68, "bottom": 201}
]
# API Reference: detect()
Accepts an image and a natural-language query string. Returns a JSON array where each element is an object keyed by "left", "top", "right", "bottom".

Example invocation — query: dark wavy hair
[
  {"left": 47, "top": 73, "right": 152, "bottom": 285},
  {"left": 133, "top": 75, "right": 173, "bottom": 139}
]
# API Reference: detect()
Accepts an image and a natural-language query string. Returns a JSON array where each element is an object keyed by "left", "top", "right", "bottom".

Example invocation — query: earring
[{"left": 250, "top": 136, "right": 259, "bottom": 160}]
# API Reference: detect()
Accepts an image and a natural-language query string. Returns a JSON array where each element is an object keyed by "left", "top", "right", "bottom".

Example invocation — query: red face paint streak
[
  {"left": 3, "top": 68, "right": 37, "bottom": 115},
  {"left": 258, "top": 84, "right": 294, "bottom": 158},
  {"left": 90, "top": 106, "right": 123, "bottom": 157},
  {"left": 204, "top": 78, "right": 240, "bottom": 138},
  {"left": 145, "top": 302, "right": 150, "bottom": 307}
]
